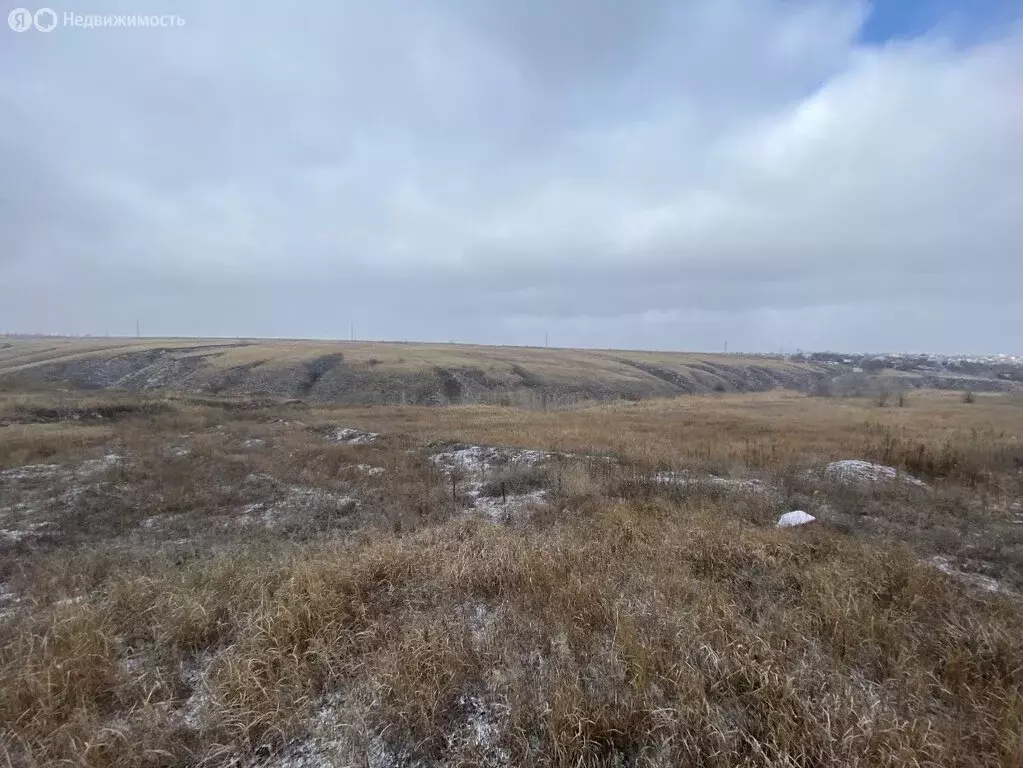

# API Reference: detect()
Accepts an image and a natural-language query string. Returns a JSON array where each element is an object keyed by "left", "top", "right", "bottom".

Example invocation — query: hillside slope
[{"left": 0, "top": 337, "right": 828, "bottom": 404}]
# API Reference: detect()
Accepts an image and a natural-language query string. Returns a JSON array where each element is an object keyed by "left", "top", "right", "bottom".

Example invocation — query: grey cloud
[{"left": 1, "top": 0, "right": 1021, "bottom": 352}]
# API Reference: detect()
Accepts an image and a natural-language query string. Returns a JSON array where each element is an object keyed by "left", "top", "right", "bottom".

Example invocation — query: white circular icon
[
  {"left": 8, "top": 7, "right": 33, "bottom": 31},
  {"left": 34, "top": 7, "right": 57, "bottom": 31}
]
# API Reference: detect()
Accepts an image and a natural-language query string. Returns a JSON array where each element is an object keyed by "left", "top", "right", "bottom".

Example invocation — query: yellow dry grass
[
  {"left": 313, "top": 390, "right": 1023, "bottom": 477},
  {"left": 1, "top": 388, "right": 1021, "bottom": 767},
  {"left": 0, "top": 336, "right": 813, "bottom": 382}
]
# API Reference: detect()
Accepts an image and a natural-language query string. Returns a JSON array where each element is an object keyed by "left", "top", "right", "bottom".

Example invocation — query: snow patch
[
  {"left": 445, "top": 693, "right": 510, "bottom": 766},
  {"left": 0, "top": 520, "right": 51, "bottom": 542},
  {"left": 654, "top": 471, "right": 771, "bottom": 495},
  {"left": 175, "top": 652, "right": 215, "bottom": 729},
  {"left": 243, "top": 692, "right": 412, "bottom": 768},
  {"left": 468, "top": 489, "right": 548, "bottom": 522},
  {"left": 430, "top": 444, "right": 552, "bottom": 522},
  {"left": 431, "top": 444, "right": 549, "bottom": 474},
  {"left": 331, "top": 427, "right": 379, "bottom": 445},
  {"left": 0, "top": 463, "right": 62, "bottom": 481},
  {"left": 77, "top": 453, "right": 123, "bottom": 477},
  {"left": 234, "top": 487, "right": 358, "bottom": 529},
  {"left": 930, "top": 556, "right": 1011, "bottom": 596},
  {"left": 0, "top": 583, "right": 19, "bottom": 620}
]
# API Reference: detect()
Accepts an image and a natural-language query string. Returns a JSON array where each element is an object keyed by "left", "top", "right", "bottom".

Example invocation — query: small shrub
[
  {"left": 478, "top": 464, "right": 551, "bottom": 498},
  {"left": 962, "top": 390, "right": 976, "bottom": 404}
]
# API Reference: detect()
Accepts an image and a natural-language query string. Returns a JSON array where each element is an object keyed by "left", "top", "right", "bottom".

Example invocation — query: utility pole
[
  {"left": 724, "top": 340, "right": 728, "bottom": 354},
  {"left": 136, "top": 318, "right": 140, "bottom": 338},
  {"left": 350, "top": 322, "right": 354, "bottom": 342},
  {"left": 545, "top": 331, "right": 548, "bottom": 348}
]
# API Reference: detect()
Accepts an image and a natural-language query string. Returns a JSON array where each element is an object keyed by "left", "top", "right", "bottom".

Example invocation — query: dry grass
[
  {"left": 318, "top": 390, "right": 1023, "bottom": 480},
  {"left": 1, "top": 388, "right": 1022, "bottom": 767},
  {"left": 0, "top": 337, "right": 808, "bottom": 375}
]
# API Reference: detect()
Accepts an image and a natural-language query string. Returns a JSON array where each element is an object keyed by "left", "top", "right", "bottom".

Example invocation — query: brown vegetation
[{"left": 1, "top": 388, "right": 1022, "bottom": 766}]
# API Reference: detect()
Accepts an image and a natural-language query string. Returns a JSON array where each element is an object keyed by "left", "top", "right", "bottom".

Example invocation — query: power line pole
[
  {"left": 136, "top": 318, "right": 140, "bottom": 338},
  {"left": 545, "top": 331, "right": 548, "bottom": 348}
]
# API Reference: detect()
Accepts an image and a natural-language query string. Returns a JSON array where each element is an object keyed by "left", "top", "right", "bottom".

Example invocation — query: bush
[
  {"left": 962, "top": 390, "right": 976, "bottom": 404},
  {"left": 478, "top": 463, "right": 551, "bottom": 498},
  {"left": 811, "top": 378, "right": 833, "bottom": 398}
]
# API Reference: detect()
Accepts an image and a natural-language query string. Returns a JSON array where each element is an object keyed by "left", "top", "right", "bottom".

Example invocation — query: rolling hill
[{"left": 0, "top": 337, "right": 829, "bottom": 405}]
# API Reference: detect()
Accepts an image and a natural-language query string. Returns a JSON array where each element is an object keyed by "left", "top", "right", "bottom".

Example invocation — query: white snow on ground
[
  {"left": 444, "top": 693, "right": 511, "bottom": 766},
  {"left": 354, "top": 464, "right": 386, "bottom": 476},
  {"left": 0, "top": 463, "right": 62, "bottom": 482},
  {"left": 458, "top": 601, "right": 499, "bottom": 647},
  {"left": 240, "top": 438, "right": 266, "bottom": 449},
  {"left": 242, "top": 692, "right": 414, "bottom": 768},
  {"left": 468, "top": 488, "right": 549, "bottom": 522},
  {"left": 234, "top": 486, "right": 358, "bottom": 529},
  {"left": 777, "top": 510, "right": 816, "bottom": 528},
  {"left": 76, "top": 453, "right": 123, "bottom": 479},
  {"left": 0, "top": 583, "right": 19, "bottom": 620},
  {"left": 431, "top": 444, "right": 552, "bottom": 522},
  {"left": 654, "top": 471, "right": 771, "bottom": 495},
  {"left": 271, "top": 419, "right": 307, "bottom": 428},
  {"left": 431, "top": 444, "right": 549, "bottom": 474},
  {"left": 824, "top": 460, "right": 928, "bottom": 489},
  {"left": 0, "top": 456, "right": 124, "bottom": 543},
  {"left": 243, "top": 688, "right": 508, "bottom": 768},
  {"left": 1010, "top": 501, "right": 1023, "bottom": 525},
  {"left": 331, "top": 427, "right": 379, "bottom": 445},
  {"left": 930, "top": 556, "right": 1012, "bottom": 596},
  {"left": 174, "top": 652, "right": 215, "bottom": 729},
  {"left": 0, "top": 454, "right": 121, "bottom": 485},
  {"left": 0, "top": 522, "right": 50, "bottom": 541}
]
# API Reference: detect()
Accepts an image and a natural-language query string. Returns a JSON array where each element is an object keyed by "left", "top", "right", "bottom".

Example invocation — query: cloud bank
[{"left": 2, "top": 0, "right": 1021, "bottom": 352}]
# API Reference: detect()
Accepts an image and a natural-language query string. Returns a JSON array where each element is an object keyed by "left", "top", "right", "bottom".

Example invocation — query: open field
[
  {"left": 1, "top": 386, "right": 1022, "bottom": 767},
  {"left": 0, "top": 337, "right": 842, "bottom": 405}
]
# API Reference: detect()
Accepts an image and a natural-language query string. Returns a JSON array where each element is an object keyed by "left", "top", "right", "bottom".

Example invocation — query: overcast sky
[{"left": 2, "top": 0, "right": 1021, "bottom": 353}]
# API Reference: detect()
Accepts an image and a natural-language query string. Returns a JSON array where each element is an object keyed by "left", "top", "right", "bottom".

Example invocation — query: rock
[
  {"left": 331, "top": 427, "right": 379, "bottom": 445},
  {"left": 777, "top": 510, "right": 816, "bottom": 528},
  {"left": 823, "top": 460, "right": 928, "bottom": 489}
]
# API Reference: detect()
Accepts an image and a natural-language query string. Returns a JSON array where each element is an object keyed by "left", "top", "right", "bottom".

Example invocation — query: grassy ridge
[{"left": 0, "top": 337, "right": 826, "bottom": 404}]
